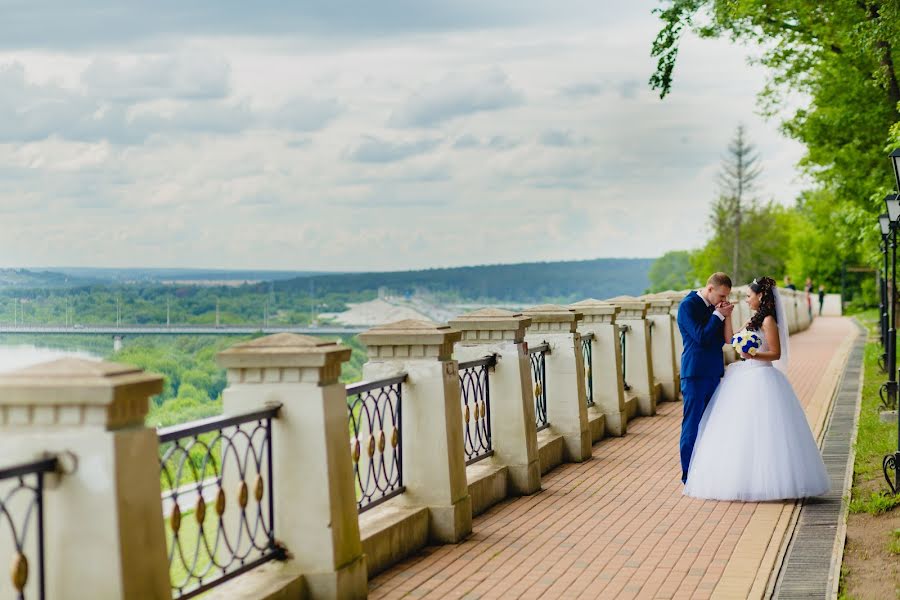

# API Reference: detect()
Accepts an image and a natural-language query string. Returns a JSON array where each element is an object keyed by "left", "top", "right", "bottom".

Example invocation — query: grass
[
  {"left": 847, "top": 311, "right": 900, "bottom": 515},
  {"left": 890, "top": 529, "right": 900, "bottom": 555}
]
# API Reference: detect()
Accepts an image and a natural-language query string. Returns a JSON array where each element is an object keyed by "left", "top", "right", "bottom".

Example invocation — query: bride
[{"left": 683, "top": 276, "right": 831, "bottom": 501}]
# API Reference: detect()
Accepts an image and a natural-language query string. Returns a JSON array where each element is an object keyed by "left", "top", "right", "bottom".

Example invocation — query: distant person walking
[
  {"left": 784, "top": 276, "right": 797, "bottom": 291},
  {"left": 804, "top": 277, "right": 814, "bottom": 319},
  {"left": 818, "top": 285, "right": 826, "bottom": 316}
]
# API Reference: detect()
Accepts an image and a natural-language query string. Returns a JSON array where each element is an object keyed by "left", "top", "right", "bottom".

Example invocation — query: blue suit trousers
[{"left": 680, "top": 376, "right": 720, "bottom": 483}]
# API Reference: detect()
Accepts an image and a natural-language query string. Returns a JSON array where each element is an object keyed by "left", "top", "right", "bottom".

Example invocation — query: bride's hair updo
[{"left": 748, "top": 276, "right": 778, "bottom": 331}]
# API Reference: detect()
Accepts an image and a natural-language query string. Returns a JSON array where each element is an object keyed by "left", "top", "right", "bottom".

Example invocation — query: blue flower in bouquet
[{"left": 731, "top": 330, "right": 762, "bottom": 357}]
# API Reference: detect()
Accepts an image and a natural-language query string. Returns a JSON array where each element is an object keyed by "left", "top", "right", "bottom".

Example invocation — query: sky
[{"left": 0, "top": 1, "right": 808, "bottom": 271}]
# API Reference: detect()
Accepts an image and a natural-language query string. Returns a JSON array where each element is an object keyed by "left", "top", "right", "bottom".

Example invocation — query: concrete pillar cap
[
  {"left": 449, "top": 308, "right": 532, "bottom": 344},
  {"left": 521, "top": 304, "right": 583, "bottom": 322},
  {"left": 0, "top": 357, "right": 162, "bottom": 429},
  {"left": 217, "top": 332, "right": 352, "bottom": 369},
  {"left": 605, "top": 296, "right": 650, "bottom": 318},
  {"left": 568, "top": 298, "right": 620, "bottom": 316},
  {"left": 449, "top": 308, "right": 532, "bottom": 330},
  {"left": 359, "top": 319, "right": 462, "bottom": 361}
]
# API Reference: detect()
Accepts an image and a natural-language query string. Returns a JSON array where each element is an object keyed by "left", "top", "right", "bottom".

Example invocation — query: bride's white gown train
[{"left": 683, "top": 336, "right": 831, "bottom": 501}]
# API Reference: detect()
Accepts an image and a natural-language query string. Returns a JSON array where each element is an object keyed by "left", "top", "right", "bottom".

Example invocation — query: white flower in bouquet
[{"left": 731, "top": 330, "right": 762, "bottom": 357}]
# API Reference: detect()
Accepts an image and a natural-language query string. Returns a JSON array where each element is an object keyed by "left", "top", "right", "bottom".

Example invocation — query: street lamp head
[
  {"left": 891, "top": 148, "right": 900, "bottom": 193},
  {"left": 881, "top": 213, "right": 892, "bottom": 236},
  {"left": 885, "top": 193, "right": 900, "bottom": 223}
]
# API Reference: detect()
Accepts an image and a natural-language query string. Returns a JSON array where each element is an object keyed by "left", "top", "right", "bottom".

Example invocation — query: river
[{"left": 0, "top": 344, "right": 97, "bottom": 374}]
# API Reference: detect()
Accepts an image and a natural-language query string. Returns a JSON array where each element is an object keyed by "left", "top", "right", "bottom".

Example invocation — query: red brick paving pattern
[{"left": 369, "top": 317, "right": 856, "bottom": 599}]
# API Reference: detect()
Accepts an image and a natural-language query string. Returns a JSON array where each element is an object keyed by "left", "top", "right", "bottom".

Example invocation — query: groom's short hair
[{"left": 707, "top": 272, "right": 733, "bottom": 289}]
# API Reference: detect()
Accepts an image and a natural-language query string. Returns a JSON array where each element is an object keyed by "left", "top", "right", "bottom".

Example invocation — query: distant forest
[
  {"left": 0, "top": 257, "right": 653, "bottom": 426},
  {"left": 274, "top": 258, "right": 653, "bottom": 303}
]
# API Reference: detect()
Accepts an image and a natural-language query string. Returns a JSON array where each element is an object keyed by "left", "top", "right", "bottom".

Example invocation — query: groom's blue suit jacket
[{"left": 677, "top": 291, "right": 725, "bottom": 379}]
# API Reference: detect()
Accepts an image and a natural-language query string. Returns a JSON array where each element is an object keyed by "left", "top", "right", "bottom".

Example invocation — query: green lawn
[{"left": 847, "top": 311, "right": 900, "bottom": 515}]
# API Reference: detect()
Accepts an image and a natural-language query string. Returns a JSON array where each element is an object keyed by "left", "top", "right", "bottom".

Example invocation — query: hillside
[
  {"left": 46, "top": 267, "right": 330, "bottom": 283},
  {"left": 0, "top": 268, "right": 97, "bottom": 288},
  {"left": 274, "top": 258, "right": 654, "bottom": 303}
]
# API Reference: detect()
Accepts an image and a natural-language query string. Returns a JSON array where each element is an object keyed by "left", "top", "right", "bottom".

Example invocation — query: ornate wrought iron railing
[
  {"left": 618, "top": 324, "right": 632, "bottom": 391},
  {"left": 0, "top": 456, "right": 57, "bottom": 600},
  {"left": 347, "top": 374, "right": 407, "bottom": 513},
  {"left": 529, "top": 342, "right": 551, "bottom": 431},
  {"left": 581, "top": 333, "right": 595, "bottom": 408},
  {"left": 458, "top": 355, "right": 497, "bottom": 465},
  {"left": 158, "top": 405, "right": 284, "bottom": 600}
]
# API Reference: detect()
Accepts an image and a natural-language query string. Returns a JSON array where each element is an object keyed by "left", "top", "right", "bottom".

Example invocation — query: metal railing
[
  {"left": 158, "top": 405, "right": 284, "bottom": 600},
  {"left": 459, "top": 355, "right": 497, "bottom": 465},
  {"left": 529, "top": 342, "right": 551, "bottom": 431},
  {"left": 347, "top": 374, "right": 407, "bottom": 513},
  {"left": 581, "top": 333, "right": 595, "bottom": 408},
  {"left": 0, "top": 456, "right": 57, "bottom": 600},
  {"left": 618, "top": 324, "right": 632, "bottom": 391}
]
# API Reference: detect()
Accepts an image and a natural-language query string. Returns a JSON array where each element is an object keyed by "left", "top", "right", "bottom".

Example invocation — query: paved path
[{"left": 369, "top": 317, "right": 858, "bottom": 600}]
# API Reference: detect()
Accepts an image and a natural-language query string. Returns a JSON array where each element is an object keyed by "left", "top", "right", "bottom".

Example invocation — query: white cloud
[
  {"left": 388, "top": 67, "right": 524, "bottom": 128},
  {"left": 346, "top": 135, "right": 442, "bottom": 163},
  {"left": 81, "top": 52, "right": 231, "bottom": 101},
  {"left": 0, "top": 1, "right": 809, "bottom": 271}
]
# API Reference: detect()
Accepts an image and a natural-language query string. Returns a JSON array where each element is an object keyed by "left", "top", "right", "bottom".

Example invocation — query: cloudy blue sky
[{"left": 0, "top": 1, "right": 806, "bottom": 271}]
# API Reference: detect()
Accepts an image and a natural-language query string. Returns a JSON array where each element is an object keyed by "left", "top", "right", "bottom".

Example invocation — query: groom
[{"left": 677, "top": 272, "right": 734, "bottom": 483}]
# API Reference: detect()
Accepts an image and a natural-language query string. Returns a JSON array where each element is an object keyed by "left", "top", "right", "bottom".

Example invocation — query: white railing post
[
  {"left": 570, "top": 299, "right": 627, "bottom": 436},
  {"left": 606, "top": 296, "right": 657, "bottom": 416},
  {"left": 358, "top": 320, "right": 472, "bottom": 543},
  {"left": 216, "top": 333, "right": 367, "bottom": 599},
  {"left": 0, "top": 358, "right": 170, "bottom": 599},
  {"left": 521, "top": 305, "right": 592, "bottom": 462},
  {"left": 449, "top": 309, "right": 541, "bottom": 495},
  {"left": 647, "top": 297, "right": 680, "bottom": 402}
]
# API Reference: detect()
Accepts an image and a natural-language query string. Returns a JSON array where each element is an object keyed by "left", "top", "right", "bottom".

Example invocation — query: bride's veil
[{"left": 772, "top": 287, "right": 790, "bottom": 373}]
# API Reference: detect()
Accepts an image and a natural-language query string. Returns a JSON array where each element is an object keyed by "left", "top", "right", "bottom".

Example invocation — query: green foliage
[
  {"left": 647, "top": 251, "right": 695, "bottom": 292},
  {"left": 849, "top": 329, "right": 900, "bottom": 515},
  {"left": 690, "top": 200, "right": 796, "bottom": 285},
  {"left": 889, "top": 528, "right": 900, "bottom": 554},
  {"left": 849, "top": 490, "right": 900, "bottom": 515},
  {"left": 651, "top": 0, "right": 900, "bottom": 299}
]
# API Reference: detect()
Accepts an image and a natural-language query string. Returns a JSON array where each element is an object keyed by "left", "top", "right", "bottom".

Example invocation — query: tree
[
  {"left": 650, "top": 1, "right": 900, "bottom": 273},
  {"left": 691, "top": 201, "right": 794, "bottom": 285},
  {"left": 716, "top": 125, "right": 762, "bottom": 283},
  {"left": 647, "top": 251, "right": 695, "bottom": 293}
]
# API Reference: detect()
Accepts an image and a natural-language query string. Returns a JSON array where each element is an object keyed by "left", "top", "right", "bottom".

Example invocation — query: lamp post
[
  {"left": 880, "top": 213, "right": 892, "bottom": 371},
  {"left": 883, "top": 154, "right": 900, "bottom": 493}
]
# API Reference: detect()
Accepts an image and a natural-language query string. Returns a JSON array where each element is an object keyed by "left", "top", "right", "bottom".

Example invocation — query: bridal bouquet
[{"left": 731, "top": 330, "right": 762, "bottom": 357}]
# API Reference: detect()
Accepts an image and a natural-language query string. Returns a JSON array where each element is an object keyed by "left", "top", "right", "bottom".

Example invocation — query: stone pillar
[
  {"left": 569, "top": 299, "right": 627, "bottom": 436},
  {"left": 606, "top": 297, "right": 656, "bottom": 416},
  {"left": 642, "top": 297, "right": 679, "bottom": 402},
  {"left": 358, "top": 320, "right": 472, "bottom": 543},
  {"left": 216, "top": 333, "right": 366, "bottom": 599},
  {"left": 449, "top": 309, "right": 541, "bottom": 495},
  {"left": 655, "top": 290, "right": 688, "bottom": 380},
  {"left": 0, "top": 358, "right": 170, "bottom": 600},
  {"left": 521, "top": 305, "right": 591, "bottom": 462}
]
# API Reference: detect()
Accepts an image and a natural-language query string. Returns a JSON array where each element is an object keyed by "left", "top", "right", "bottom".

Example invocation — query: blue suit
[{"left": 677, "top": 291, "right": 725, "bottom": 482}]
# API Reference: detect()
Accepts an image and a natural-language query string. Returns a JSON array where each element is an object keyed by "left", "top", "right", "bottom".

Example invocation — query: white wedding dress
[{"left": 683, "top": 291, "right": 830, "bottom": 501}]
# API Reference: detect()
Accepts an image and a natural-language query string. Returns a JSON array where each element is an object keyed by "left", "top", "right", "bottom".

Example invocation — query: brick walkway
[{"left": 369, "top": 317, "right": 858, "bottom": 600}]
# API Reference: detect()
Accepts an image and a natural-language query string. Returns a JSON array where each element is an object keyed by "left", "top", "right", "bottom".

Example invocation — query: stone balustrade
[
  {"left": 520, "top": 304, "right": 592, "bottom": 468},
  {"left": 0, "top": 287, "right": 817, "bottom": 599},
  {"left": 570, "top": 299, "right": 627, "bottom": 437},
  {"left": 606, "top": 296, "right": 657, "bottom": 417}
]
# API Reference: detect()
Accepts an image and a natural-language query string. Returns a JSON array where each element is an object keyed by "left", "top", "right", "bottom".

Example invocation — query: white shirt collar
[{"left": 697, "top": 289, "right": 711, "bottom": 307}]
